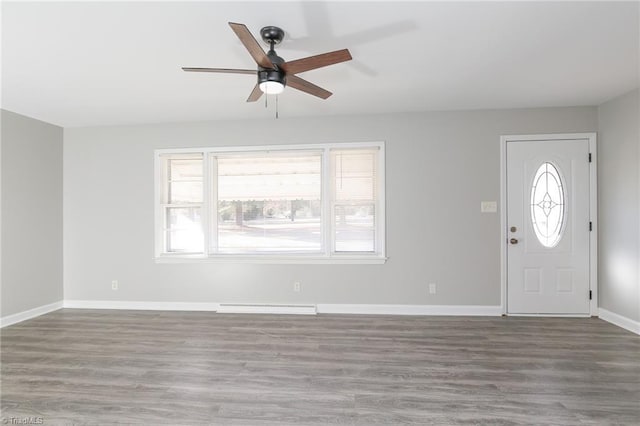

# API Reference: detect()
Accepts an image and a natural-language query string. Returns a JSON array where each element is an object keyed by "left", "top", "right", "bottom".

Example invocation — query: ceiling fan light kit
[
  {"left": 259, "top": 81, "right": 284, "bottom": 95},
  {"left": 182, "top": 22, "right": 352, "bottom": 104}
]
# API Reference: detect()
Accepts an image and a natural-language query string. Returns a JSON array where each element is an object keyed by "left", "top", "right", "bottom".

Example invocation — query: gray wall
[
  {"left": 63, "top": 107, "right": 597, "bottom": 306},
  {"left": 1, "top": 110, "right": 63, "bottom": 316},
  {"left": 598, "top": 89, "right": 640, "bottom": 322}
]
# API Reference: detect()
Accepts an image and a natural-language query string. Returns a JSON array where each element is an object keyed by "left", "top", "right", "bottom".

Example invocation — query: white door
[{"left": 506, "top": 138, "right": 591, "bottom": 314}]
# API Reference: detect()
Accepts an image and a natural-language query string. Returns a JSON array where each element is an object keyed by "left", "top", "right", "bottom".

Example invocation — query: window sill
[{"left": 154, "top": 254, "right": 387, "bottom": 264}]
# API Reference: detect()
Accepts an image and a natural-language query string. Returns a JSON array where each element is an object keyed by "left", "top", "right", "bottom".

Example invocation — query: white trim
[
  {"left": 217, "top": 303, "right": 317, "bottom": 315},
  {"left": 321, "top": 147, "right": 331, "bottom": 255},
  {"left": 317, "top": 304, "right": 502, "bottom": 316},
  {"left": 0, "top": 300, "right": 63, "bottom": 328},
  {"left": 209, "top": 154, "right": 218, "bottom": 253},
  {"left": 156, "top": 141, "right": 384, "bottom": 155},
  {"left": 588, "top": 135, "right": 598, "bottom": 316},
  {"left": 500, "top": 133, "right": 598, "bottom": 316},
  {"left": 60, "top": 301, "right": 500, "bottom": 316},
  {"left": 507, "top": 313, "right": 590, "bottom": 318},
  {"left": 155, "top": 255, "right": 387, "bottom": 264},
  {"left": 500, "top": 136, "right": 508, "bottom": 314},
  {"left": 202, "top": 152, "right": 211, "bottom": 256},
  {"left": 598, "top": 308, "right": 640, "bottom": 335},
  {"left": 377, "top": 143, "right": 387, "bottom": 259},
  {"left": 63, "top": 300, "right": 220, "bottom": 311},
  {"left": 15, "top": 303, "right": 640, "bottom": 329},
  {"left": 154, "top": 152, "right": 164, "bottom": 258}
]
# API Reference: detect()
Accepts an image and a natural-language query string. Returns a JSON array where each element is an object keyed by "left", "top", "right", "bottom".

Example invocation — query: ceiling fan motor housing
[{"left": 258, "top": 68, "right": 286, "bottom": 87}]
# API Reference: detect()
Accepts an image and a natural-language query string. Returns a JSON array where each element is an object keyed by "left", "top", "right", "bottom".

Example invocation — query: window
[
  {"left": 332, "top": 149, "right": 378, "bottom": 252},
  {"left": 155, "top": 142, "right": 385, "bottom": 263},
  {"left": 216, "top": 151, "right": 322, "bottom": 253},
  {"left": 160, "top": 154, "right": 204, "bottom": 253}
]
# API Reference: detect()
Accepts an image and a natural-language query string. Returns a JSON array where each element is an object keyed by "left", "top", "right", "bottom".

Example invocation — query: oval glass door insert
[{"left": 530, "top": 162, "right": 565, "bottom": 247}]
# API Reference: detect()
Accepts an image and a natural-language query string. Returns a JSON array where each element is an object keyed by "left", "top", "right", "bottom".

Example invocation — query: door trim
[{"left": 500, "top": 133, "right": 598, "bottom": 316}]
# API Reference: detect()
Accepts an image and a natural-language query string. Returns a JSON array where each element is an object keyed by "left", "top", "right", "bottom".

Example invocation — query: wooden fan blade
[
  {"left": 182, "top": 67, "right": 255, "bottom": 75},
  {"left": 286, "top": 75, "right": 332, "bottom": 99},
  {"left": 281, "top": 49, "right": 352, "bottom": 75},
  {"left": 228, "top": 22, "right": 274, "bottom": 69},
  {"left": 246, "top": 84, "right": 263, "bottom": 102}
]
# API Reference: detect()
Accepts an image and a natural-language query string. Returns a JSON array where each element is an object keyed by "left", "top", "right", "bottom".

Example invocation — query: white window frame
[{"left": 154, "top": 141, "right": 386, "bottom": 264}]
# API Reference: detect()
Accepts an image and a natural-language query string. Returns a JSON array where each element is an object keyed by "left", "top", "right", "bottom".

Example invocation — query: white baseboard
[
  {"left": 507, "top": 313, "right": 590, "bottom": 318},
  {"left": 317, "top": 304, "right": 502, "bottom": 316},
  {"left": 61, "top": 301, "right": 501, "bottom": 316},
  {"left": 63, "top": 300, "right": 220, "bottom": 312},
  {"left": 0, "top": 300, "right": 64, "bottom": 328},
  {"left": 217, "top": 303, "right": 317, "bottom": 315},
  {"left": 6, "top": 302, "right": 638, "bottom": 332},
  {"left": 11, "top": 301, "right": 639, "bottom": 331},
  {"left": 598, "top": 308, "right": 640, "bottom": 335}
]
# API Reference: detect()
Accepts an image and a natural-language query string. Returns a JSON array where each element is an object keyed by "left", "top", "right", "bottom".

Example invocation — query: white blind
[
  {"left": 331, "top": 148, "right": 378, "bottom": 201},
  {"left": 217, "top": 152, "right": 322, "bottom": 201},
  {"left": 162, "top": 154, "right": 203, "bottom": 204}
]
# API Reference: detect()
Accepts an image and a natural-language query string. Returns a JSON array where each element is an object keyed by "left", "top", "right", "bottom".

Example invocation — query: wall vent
[{"left": 217, "top": 303, "right": 317, "bottom": 315}]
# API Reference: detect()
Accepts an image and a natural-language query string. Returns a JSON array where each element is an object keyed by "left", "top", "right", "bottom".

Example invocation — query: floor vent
[{"left": 217, "top": 303, "right": 317, "bottom": 315}]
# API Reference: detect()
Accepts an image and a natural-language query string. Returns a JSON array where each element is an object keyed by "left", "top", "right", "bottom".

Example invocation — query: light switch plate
[{"left": 481, "top": 201, "right": 497, "bottom": 213}]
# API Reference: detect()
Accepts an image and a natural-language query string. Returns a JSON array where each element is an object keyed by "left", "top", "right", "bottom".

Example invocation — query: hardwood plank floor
[{"left": 1, "top": 309, "right": 639, "bottom": 425}]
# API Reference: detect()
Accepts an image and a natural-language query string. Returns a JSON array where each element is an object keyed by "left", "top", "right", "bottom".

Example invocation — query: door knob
[{"left": 510, "top": 238, "right": 518, "bottom": 244}]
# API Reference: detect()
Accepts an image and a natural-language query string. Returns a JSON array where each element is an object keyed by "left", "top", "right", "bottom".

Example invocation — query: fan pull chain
[
  {"left": 265, "top": 94, "right": 268, "bottom": 109},
  {"left": 275, "top": 95, "right": 279, "bottom": 119}
]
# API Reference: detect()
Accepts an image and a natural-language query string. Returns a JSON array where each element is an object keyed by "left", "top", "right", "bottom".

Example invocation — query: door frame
[{"left": 500, "top": 133, "right": 598, "bottom": 316}]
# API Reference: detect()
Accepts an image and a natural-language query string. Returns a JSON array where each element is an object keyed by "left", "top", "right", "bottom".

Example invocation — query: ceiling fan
[{"left": 182, "top": 22, "right": 352, "bottom": 102}]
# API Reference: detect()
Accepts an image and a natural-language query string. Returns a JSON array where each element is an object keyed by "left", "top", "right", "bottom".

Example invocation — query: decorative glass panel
[{"left": 530, "top": 162, "right": 565, "bottom": 248}]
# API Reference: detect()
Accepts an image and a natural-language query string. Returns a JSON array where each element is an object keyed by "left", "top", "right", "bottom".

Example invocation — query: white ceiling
[{"left": 2, "top": 1, "right": 638, "bottom": 127}]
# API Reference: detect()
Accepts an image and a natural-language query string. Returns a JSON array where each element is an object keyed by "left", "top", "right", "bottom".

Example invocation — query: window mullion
[
  {"left": 210, "top": 155, "right": 219, "bottom": 254},
  {"left": 155, "top": 154, "right": 166, "bottom": 257},
  {"left": 202, "top": 152, "right": 210, "bottom": 256},
  {"left": 323, "top": 148, "right": 332, "bottom": 257},
  {"left": 377, "top": 144, "right": 385, "bottom": 257}
]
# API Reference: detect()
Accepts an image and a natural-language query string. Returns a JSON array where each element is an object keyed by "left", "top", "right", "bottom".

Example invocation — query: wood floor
[{"left": 1, "top": 310, "right": 639, "bottom": 425}]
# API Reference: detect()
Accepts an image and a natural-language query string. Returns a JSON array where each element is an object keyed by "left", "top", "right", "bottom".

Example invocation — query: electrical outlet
[
  {"left": 111, "top": 280, "right": 119, "bottom": 290},
  {"left": 293, "top": 282, "right": 301, "bottom": 292},
  {"left": 428, "top": 283, "right": 437, "bottom": 294}
]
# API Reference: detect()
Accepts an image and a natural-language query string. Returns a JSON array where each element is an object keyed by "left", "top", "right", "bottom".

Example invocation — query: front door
[{"left": 506, "top": 137, "right": 592, "bottom": 314}]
